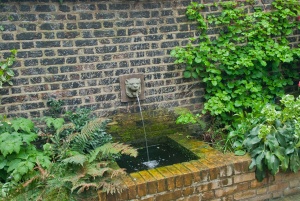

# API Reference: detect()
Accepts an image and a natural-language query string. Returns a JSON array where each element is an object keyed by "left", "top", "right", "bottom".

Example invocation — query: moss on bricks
[{"left": 107, "top": 109, "right": 185, "bottom": 143}]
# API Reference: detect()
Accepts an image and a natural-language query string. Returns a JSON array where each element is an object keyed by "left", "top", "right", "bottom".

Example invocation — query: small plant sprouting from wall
[{"left": 0, "top": 50, "right": 16, "bottom": 88}]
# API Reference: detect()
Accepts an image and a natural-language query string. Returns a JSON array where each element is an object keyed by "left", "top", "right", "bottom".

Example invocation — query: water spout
[{"left": 136, "top": 95, "right": 159, "bottom": 169}]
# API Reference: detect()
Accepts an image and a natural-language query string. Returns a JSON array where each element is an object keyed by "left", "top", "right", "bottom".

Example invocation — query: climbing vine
[{"left": 171, "top": 0, "right": 300, "bottom": 124}]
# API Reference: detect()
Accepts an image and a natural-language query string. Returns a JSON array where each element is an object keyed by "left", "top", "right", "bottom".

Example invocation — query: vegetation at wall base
[
  {"left": 0, "top": 105, "right": 137, "bottom": 200},
  {"left": 242, "top": 94, "right": 300, "bottom": 181}
]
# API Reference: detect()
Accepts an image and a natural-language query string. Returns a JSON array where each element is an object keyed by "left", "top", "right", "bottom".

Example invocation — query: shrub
[{"left": 236, "top": 94, "right": 300, "bottom": 181}]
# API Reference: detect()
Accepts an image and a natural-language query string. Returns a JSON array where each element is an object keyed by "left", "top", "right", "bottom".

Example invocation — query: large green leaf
[
  {"left": 256, "top": 152, "right": 265, "bottom": 171},
  {"left": 11, "top": 118, "right": 34, "bottom": 133},
  {"left": 290, "top": 153, "right": 300, "bottom": 172}
]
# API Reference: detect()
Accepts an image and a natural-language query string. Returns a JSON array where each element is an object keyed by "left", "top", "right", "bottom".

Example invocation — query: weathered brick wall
[
  {"left": 0, "top": 0, "right": 298, "bottom": 119},
  {"left": 0, "top": 0, "right": 204, "bottom": 118}
]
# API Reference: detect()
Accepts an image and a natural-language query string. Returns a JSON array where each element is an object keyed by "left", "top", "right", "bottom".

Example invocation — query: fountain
[{"left": 117, "top": 74, "right": 198, "bottom": 172}]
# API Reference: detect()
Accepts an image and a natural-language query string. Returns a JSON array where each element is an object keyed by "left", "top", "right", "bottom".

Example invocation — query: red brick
[
  {"left": 182, "top": 162, "right": 201, "bottom": 183},
  {"left": 173, "top": 163, "right": 194, "bottom": 186},
  {"left": 116, "top": 189, "right": 128, "bottom": 200},
  {"left": 237, "top": 182, "right": 250, "bottom": 191},
  {"left": 233, "top": 172, "right": 255, "bottom": 183},
  {"left": 201, "top": 191, "right": 215, "bottom": 200},
  {"left": 122, "top": 176, "right": 136, "bottom": 199},
  {"left": 215, "top": 185, "right": 237, "bottom": 197},
  {"left": 167, "top": 165, "right": 184, "bottom": 188},
  {"left": 290, "top": 179, "right": 300, "bottom": 188},
  {"left": 269, "top": 182, "right": 289, "bottom": 192},
  {"left": 234, "top": 189, "right": 256, "bottom": 200},
  {"left": 148, "top": 169, "right": 166, "bottom": 193},
  {"left": 188, "top": 195, "right": 201, "bottom": 201},
  {"left": 98, "top": 192, "right": 107, "bottom": 201},
  {"left": 284, "top": 187, "right": 300, "bottom": 196},
  {"left": 138, "top": 170, "right": 157, "bottom": 194},
  {"left": 248, "top": 194, "right": 271, "bottom": 201},
  {"left": 155, "top": 189, "right": 182, "bottom": 201},
  {"left": 233, "top": 161, "right": 250, "bottom": 174},
  {"left": 256, "top": 187, "right": 267, "bottom": 194},
  {"left": 156, "top": 167, "right": 175, "bottom": 191},
  {"left": 130, "top": 172, "right": 147, "bottom": 197},
  {"left": 182, "top": 186, "right": 195, "bottom": 196},
  {"left": 250, "top": 178, "right": 268, "bottom": 188}
]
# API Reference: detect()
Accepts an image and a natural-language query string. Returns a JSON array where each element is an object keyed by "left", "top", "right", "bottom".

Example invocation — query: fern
[
  {"left": 71, "top": 118, "right": 112, "bottom": 154},
  {"left": 61, "top": 154, "right": 87, "bottom": 166}
]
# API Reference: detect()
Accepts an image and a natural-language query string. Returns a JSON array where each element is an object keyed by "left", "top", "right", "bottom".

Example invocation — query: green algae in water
[{"left": 117, "top": 142, "right": 198, "bottom": 173}]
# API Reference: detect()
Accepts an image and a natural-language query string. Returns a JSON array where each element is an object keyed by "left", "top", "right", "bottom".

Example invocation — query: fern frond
[
  {"left": 71, "top": 182, "right": 98, "bottom": 194},
  {"left": 99, "top": 180, "right": 125, "bottom": 195},
  {"left": 86, "top": 165, "right": 110, "bottom": 178},
  {"left": 80, "top": 118, "right": 109, "bottom": 139},
  {"left": 69, "top": 118, "right": 112, "bottom": 154},
  {"left": 61, "top": 154, "right": 87, "bottom": 166},
  {"left": 110, "top": 168, "right": 126, "bottom": 178},
  {"left": 56, "top": 123, "right": 75, "bottom": 135},
  {"left": 99, "top": 142, "right": 138, "bottom": 158}
]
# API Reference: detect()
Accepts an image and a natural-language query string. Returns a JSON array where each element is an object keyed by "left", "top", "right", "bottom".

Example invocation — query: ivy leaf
[
  {"left": 285, "top": 29, "right": 292, "bottom": 35},
  {"left": 234, "top": 100, "right": 242, "bottom": 107},
  {"left": 192, "top": 72, "right": 198, "bottom": 79},
  {"left": 183, "top": 71, "right": 191, "bottom": 78}
]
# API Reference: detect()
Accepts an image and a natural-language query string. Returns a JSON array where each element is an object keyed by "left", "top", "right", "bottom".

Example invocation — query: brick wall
[
  {"left": 0, "top": 0, "right": 298, "bottom": 118},
  {"left": 0, "top": 0, "right": 205, "bottom": 118}
]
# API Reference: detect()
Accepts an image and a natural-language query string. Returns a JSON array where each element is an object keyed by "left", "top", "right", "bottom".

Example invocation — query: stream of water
[{"left": 136, "top": 95, "right": 159, "bottom": 169}]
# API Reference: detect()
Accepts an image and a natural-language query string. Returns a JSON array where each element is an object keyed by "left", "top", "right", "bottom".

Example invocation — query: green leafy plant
[
  {"left": 171, "top": 0, "right": 300, "bottom": 125},
  {"left": 241, "top": 94, "right": 300, "bottom": 181},
  {"left": 6, "top": 118, "right": 137, "bottom": 200},
  {"left": 47, "top": 98, "right": 64, "bottom": 118},
  {"left": 65, "top": 108, "right": 92, "bottom": 131},
  {"left": 0, "top": 118, "right": 51, "bottom": 197},
  {"left": 1, "top": 114, "right": 136, "bottom": 200},
  {"left": 0, "top": 49, "right": 17, "bottom": 88}
]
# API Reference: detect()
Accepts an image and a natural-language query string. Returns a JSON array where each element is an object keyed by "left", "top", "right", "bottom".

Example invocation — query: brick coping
[{"left": 98, "top": 134, "right": 300, "bottom": 201}]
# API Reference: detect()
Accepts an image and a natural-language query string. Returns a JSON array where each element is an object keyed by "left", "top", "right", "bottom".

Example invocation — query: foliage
[
  {"left": 0, "top": 118, "right": 51, "bottom": 197},
  {"left": 171, "top": 0, "right": 300, "bottom": 124},
  {"left": 0, "top": 49, "right": 17, "bottom": 88},
  {"left": 174, "top": 107, "right": 228, "bottom": 148},
  {"left": 47, "top": 98, "right": 64, "bottom": 118},
  {"left": 0, "top": 115, "right": 137, "bottom": 200},
  {"left": 65, "top": 108, "right": 92, "bottom": 132},
  {"left": 239, "top": 94, "right": 300, "bottom": 181}
]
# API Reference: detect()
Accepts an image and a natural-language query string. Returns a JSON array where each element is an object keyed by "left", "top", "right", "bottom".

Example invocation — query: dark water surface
[{"left": 117, "top": 142, "right": 198, "bottom": 173}]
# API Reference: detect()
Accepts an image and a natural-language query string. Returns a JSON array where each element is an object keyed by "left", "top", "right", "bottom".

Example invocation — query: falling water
[{"left": 136, "top": 95, "right": 159, "bottom": 169}]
